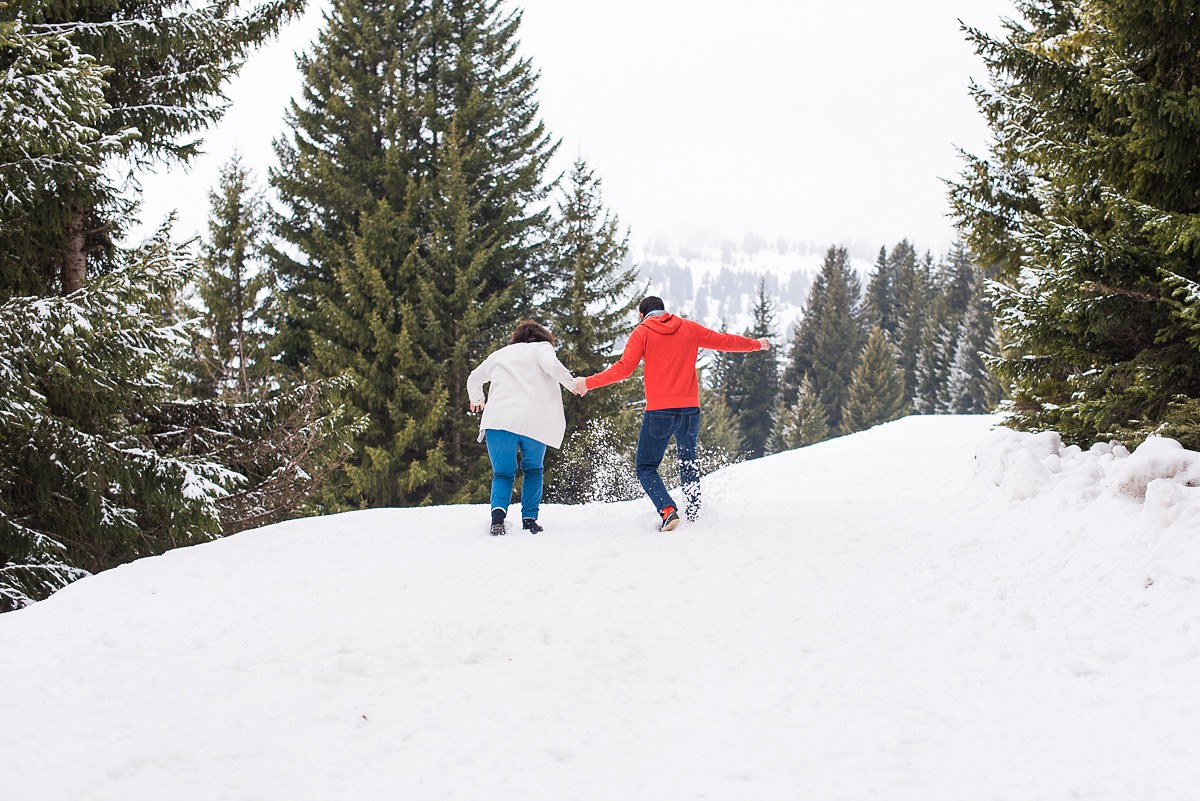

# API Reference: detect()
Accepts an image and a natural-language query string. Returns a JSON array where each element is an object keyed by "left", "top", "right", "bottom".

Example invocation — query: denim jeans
[
  {"left": 636, "top": 407, "right": 701, "bottom": 520},
  {"left": 484, "top": 429, "right": 547, "bottom": 520}
]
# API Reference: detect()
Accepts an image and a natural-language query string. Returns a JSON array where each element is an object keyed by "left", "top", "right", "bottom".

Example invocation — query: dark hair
[
  {"left": 638, "top": 296, "right": 666, "bottom": 317},
  {"left": 510, "top": 319, "right": 557, "bottom": 346}
]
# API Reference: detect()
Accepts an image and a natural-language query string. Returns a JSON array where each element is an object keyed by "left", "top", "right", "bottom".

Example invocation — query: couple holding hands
[{"left": 467, "top": 296, "right": 771, "bottom": 536}]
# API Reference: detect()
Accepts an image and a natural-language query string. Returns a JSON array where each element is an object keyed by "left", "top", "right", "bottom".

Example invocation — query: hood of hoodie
[{"left": 641, "top": 312, "right": 682, "bottom": 335}]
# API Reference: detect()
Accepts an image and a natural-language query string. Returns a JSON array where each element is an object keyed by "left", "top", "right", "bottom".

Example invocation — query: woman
[{"left": 467, "top": 320, "right": 578, "bottom": 536}]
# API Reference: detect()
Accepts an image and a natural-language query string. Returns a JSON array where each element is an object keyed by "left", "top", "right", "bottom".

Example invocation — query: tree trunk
[{"left": 62, "top": 208, "right": 87, "bottom": 295}]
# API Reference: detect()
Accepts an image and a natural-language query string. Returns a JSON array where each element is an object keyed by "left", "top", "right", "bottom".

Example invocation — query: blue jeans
[
  {"left": 636, "top": 408, "right": 701, "bottom": 519},
  {"left": 484, "top": 429, "right": 547, "bottom": 520}
]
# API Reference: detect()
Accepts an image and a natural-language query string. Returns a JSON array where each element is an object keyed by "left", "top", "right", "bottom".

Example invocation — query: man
[{"left": 575, "top": 296, "right": 770, "bottom": 531}]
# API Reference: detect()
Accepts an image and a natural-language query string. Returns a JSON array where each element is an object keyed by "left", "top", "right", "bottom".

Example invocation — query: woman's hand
[{"left": 469, "top": 402, "right": 485, "bottom": 413}]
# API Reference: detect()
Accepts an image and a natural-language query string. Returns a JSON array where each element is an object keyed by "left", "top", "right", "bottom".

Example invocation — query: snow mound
[{"left": 976, "top": 427, "right": 1200, "bottom": 526}]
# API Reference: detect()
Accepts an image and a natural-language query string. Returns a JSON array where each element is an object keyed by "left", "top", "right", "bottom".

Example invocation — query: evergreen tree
[
  {"left": 888, "top": 240, "right": 934, "bottom": 402},
  {"left": 781, "top": 245, "right": 865, "bottom": 431},
  {"left": 546, "top": 157, "right": 642, "bottom": 429},
  {"left": 912, "top": 242, "right": 1003, "bottom": 414},
  {"left": 0, "top": 14, "right": 131, "bottom": 298},
  {"left": 947, "top": 301, "right": 1003, "bottom": 414},
  {"left": 0, "top": 228, "right": 363, "bottom": 612},
  {"left": 715, "top": 280, "right": 779, "bottom": 458},
  {"left": 0, "top": 0, "right": 297, "bottom": 296},
  {"left": 697, "top": 377, "right": 746, "bottom": 465},
  {"left": 951, "top": 0, "right": 1200, "bottom": 448},
  {"left": 769, "top": 376, "right": 830, "bottom": 451},
  {"left": 541, "top": 157, "right": 642, "bottom": 502},
  {"left": 912, "top": 313, "right": 956, "bottom": 414},
  {"left": 0, "top": 231, "right": 240, "bottom": 610},
  {"left": 841, "top": 325, "right": 909, "bottom": 433},
  {"left": 863, "top": 246, "right": 893, "bottom": 332},
  {"left": 187, "top": 154, "right": 272, "bottom": 401},
  {"left": 272, "top": 0, "right": 556, "bottom": 507}
]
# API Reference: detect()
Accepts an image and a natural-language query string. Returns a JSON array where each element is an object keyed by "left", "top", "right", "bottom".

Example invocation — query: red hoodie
[{"left": 586, "top": 313, "right": 764, "bottom": 410}]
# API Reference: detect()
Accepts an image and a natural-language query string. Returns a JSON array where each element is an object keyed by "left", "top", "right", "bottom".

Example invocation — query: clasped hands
[{"left": 572, "top": 377, "right": 589, "bottom": 396}]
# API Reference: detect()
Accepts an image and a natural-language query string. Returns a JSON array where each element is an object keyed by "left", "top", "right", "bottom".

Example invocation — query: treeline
[{"left": 710, "top": 240, "right": 1002, "bottom": 461}]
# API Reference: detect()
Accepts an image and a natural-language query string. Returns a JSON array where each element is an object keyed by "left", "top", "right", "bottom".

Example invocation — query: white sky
[{"left": 134, "top": 0, "right": 1019, "bottom": 256}]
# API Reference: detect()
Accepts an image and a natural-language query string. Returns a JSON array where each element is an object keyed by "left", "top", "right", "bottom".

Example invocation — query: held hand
[
  {"left": 757, "top": 337, "right": 771, "bottom": 351},
  {"left": 469, "top": 402, "right": 485, "bottom": 413},
  {"left": 573, "top": 377, "right": 589, "bottom": 396}
]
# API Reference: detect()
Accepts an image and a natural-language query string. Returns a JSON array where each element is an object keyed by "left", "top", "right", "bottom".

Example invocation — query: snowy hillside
[{"left": 2, "top": 415, "right": 1199, "bottom": 800}]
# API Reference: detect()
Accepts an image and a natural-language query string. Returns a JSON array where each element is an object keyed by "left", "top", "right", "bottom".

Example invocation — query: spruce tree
[
  {"left": 951, "top": 0, "right": 1200, "bottom": 448},
  {"left": 542, "top": 157, "right": 642, "bottom": 502},
  {"left": 546, "top": 157, "right": 642, "bottom": 431},
  {"left": 187, "top": 154, "right": 272, "bottom": 401},
  {"left": 272, "top": 0, "right": 556, "bottom": 507},
  {"left": 947, "top": 301, "right": 1003, "bottom": 414},
  {"left": 887, "top": 241, "right": 934, "bottom": 403},
  {"left": 770, "top": 376, "right": 830, "bottom": 451},
  {"left": 697, "top": 377, "right": 746, "bottom": 466},
  {"left": 0, "top": 231, "right": 240, "bottom": 610},
  {"left": 842, "top": 325, "right": 909, "bottom": 433},
  {"left": 0, "top": 228, "right": 363, "bottom": 612},
  {"left": 781, "top": 245, "right": 865, "bottom": 431},
  {"left": 715, "top": 280, "right": 779, "bottom": 459},
  {"left": 863, "top": 246, "right": 893, "bottom": 333},
  {"left": 0, "top": 14, "right": 129, "bottom": 298},
  {"left": 0, "top": 0, "right": 297, "bottom": 296}
]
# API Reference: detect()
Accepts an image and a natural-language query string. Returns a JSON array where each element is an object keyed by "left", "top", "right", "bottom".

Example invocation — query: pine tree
[
  {"left": 946, "top": 300, "right": 1003, "bottom": 414},
  {"left": 0, "top": 228, "right": 364, "bottom": 612},
  {"left": 272, "top": 0, "right": 556, "bottom": 507},
  {"left": 541, "top": 157, "right": 642, "bottom": 502},
  {"left": 841, "top": 325, "right": 909, "bottom": 434},
  {"left": 887, "top": 241, "right": 934, "bottom": 403},
  {"left": 951, "top": 0, "right": 1200, "bottom": 448},
  {"left": 781, "top": 245, "right": 865, "bottom": 431},
  {"left": 715, "top": 280, "right": 778, "bottom": 459},
  {"left": 697, "top": 377, "right": 745, "bottom": 465},
  {"left": 770, "top": 376, "right": 830, "bottom": 451},
  {"left": 0, "top": 14, "right": 130, "bottom": 299},
  {"left": 863, "top": 246, "right": 893, "bottom": 332},
  {"left": 187, "top": 154, "right": 272, "bottom": 401},
  {"left": 0, "top": 230, "right": 239, "bottom": 611},
  {"left": 546, "top": 158, "right": 642, "bottom": 427},
  {"left": 911, "top": 242, "right": 1003, "bottom": 414},
  {"left": 0, "top": 0, "right": 297, "bottom": 296}
]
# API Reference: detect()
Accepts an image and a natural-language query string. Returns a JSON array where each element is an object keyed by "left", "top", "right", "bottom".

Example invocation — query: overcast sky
[{"left": 134, "top": 0, "right": 1019, "bottom": 257}]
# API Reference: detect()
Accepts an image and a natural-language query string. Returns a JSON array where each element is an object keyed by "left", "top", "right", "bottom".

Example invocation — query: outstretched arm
[
  {"left": 695, "top": 325, "right": 768, "bottom": 353},
  {"left": 583, "top": 328, "right": 646, "bottom": 392}
]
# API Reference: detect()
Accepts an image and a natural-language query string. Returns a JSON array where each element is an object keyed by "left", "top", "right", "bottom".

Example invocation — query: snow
[{"left": 2, "top": 415, "right": 1199, "bottom": 800}]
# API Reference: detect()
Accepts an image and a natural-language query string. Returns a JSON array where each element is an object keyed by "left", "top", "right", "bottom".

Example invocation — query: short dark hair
[
  {"left": 510, "top": 319, "right": 557, "bottom": 346},
  {"left": 638, "top": 296, "right": 666, "bottom": 317}
]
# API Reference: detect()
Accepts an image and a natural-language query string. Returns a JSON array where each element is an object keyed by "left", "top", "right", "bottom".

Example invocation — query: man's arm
[
  {"left": 693, "top": 322, "right": 768, "bottom": 353},
  {"left": 583, "top": 327, "right": 646, "bottom": 391}
]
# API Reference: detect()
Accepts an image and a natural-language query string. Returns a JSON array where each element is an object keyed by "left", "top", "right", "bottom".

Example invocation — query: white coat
[{"left": 466, "top": 341, "right": 577, "bottom": 449}]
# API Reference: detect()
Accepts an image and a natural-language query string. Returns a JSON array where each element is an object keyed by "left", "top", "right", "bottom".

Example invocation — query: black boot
[
  {"left": 522, "top": 518, "right": 543, "bottom": 534},
  {"left": 490, "top": 508, "right": 507, "bottom": 536}
]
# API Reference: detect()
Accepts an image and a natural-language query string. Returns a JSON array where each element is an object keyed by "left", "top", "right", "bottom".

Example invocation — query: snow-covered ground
[{"left": 2, "top": 415, "right": 1199, "bottom": 800}]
